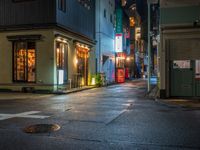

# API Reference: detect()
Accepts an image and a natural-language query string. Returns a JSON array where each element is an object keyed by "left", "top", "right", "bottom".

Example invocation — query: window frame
[
  {"left": 56, "top": 42, "right": 68, "bottom": 83},
  {"left": 13, "top": 41, "right": 36, "bottom": 83}
]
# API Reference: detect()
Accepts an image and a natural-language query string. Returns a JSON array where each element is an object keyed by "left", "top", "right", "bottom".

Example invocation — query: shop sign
[
  {"left": 58, "top": 69, "right": 64, "bottom": 85},
  {"left": 116, "top": 8, "right": 123, "bottom": 33},
  {"left": 115, "top": 33, "right": 123, "bottom": 52},
  {"left": 116, "top": 52, "right": 126, "bottom": 58}
]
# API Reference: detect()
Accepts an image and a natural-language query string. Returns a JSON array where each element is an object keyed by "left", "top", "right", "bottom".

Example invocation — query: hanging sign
[{"left": 115, "top": 33, "right": 123, "bottom": 52}]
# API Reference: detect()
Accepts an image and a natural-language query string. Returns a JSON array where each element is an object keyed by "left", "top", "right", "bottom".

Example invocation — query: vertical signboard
[
  {"left": 115, "top": 33, "right": 123, "bottom": 52},
  {"left": 116, "top": 8, "right": 123, "bottom": 34},
  {"left": 58, "top": 69, "right": 64, "bottom": 85}
]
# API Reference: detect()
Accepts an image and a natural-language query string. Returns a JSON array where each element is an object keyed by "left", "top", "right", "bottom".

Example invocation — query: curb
[
  {"left": 53, "top": 86, "right": 97, "bottom": 95},
  {"left": 155, "top": 98, "right": 182, "bottom": 108},
  {"left": 155, "top": 98, "right": 200, "bottom": 109}
]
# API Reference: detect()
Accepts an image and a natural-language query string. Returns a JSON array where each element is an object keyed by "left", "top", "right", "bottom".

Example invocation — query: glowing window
[{"left": 13, "top": 42, "right": 36, "bottom": 82}]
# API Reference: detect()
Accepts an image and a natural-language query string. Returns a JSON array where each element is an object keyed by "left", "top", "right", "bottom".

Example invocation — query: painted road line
[{"left": 0, "top": 111, "right": 50, "bottom": 121}]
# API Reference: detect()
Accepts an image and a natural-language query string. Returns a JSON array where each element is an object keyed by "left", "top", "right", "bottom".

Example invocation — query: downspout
[{"left": 98, "top": 0, "right": 101, "bottom": 73}]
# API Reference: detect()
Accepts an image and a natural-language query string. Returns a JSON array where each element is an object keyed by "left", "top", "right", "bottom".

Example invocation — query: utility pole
[
  {"left": 147, "top": 0, "right": 151, "bottom": 92},
  {"left": 147, "top": 0, "right": 158, "bottom": 92}
]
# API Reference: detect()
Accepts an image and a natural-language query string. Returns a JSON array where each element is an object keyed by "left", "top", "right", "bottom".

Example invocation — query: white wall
[{"left": 95, "top": 0, "right": 115, "bottom": 82}]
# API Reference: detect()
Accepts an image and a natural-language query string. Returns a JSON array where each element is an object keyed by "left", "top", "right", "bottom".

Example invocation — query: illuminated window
[
  {"left": 56, "top": 42, "right": 68, "bottom": 83},
  {"left": 56, "top": 42, "right": 65, "bottom": 69},
  {"left": 130, "top": 17, "right": 135, "bottom": 27},
  {"left": 196, "top": 60, "right": 200, "bottom": 78},
  {"left": 76, "top": 44, "right": 89, "bottom": 86},
  {"left": 13, "top": 42, "right": 36, "bottom": 82},
  {"left": 58, "top": 0, "right": 66, "bottom": 12},
  {"left": 121, "top": 0, "right": 126, "bottom": 6}
]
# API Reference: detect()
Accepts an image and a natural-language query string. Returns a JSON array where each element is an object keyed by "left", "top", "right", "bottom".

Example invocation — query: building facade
[
  {"left": 95, "top": 0, "right": 115, "bottom": 84},
  {"left": 0, "top": 0, "right": 96, "bottom": 92},
  {"left": 159, "top": 0, "right": 200, "bottom": 98}
]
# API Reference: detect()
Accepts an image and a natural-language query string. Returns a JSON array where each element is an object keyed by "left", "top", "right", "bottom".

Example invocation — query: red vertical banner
[{"left": 116, "top": 68, "right": 125, "bottom": 83}]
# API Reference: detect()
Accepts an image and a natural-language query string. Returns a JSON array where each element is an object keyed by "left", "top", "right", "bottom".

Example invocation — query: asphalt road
[{"left": 0, "top": 80, "right": 199, "bottom": 150}]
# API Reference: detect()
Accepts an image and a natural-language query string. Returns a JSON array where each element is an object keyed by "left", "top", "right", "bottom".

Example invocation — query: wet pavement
[{"left": 0, "top": 80, "right": 199, "bottom": 150}]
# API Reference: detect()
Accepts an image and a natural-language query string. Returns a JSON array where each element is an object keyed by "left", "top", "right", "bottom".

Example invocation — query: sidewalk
[
  {"left": 53, "top": 86, "right": 96, "bottom": 94},
  {"left": 146, "top": 86, "right": 200, "bottom": 109},
  {"left": 0, "top": 86, "right": 96, "bottom": 100}
]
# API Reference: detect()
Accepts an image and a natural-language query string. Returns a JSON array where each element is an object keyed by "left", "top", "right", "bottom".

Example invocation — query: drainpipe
[
  {"left": 147, "top": 0, "right": 151, "bottom": 92},
  {"left": 147, "top": 0, "right": 158, "bottom": 92},
  {"left": 98, "top": 0, "right": 101, "bottom": 73}
]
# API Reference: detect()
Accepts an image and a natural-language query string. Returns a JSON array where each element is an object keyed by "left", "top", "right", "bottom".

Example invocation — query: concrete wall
[
  {"left": 0, "top": 29, "right": 55, "bottom": 91},
  {"left": 159, "top": 28, "right": 200, "bottom": 97},
  {"left": 160, "top": 5, "right": 200, "bottom": 26},
  {"left": 159, "top": 3, "right": 200, "bottom": 97},
  {"left": 95, "top": 0, "right": 115, "bottom": 83}
]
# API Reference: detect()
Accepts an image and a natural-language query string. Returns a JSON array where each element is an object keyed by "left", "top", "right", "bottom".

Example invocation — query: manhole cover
[{"left": 23, "top": 124, "right": 60, "bottom": 133}]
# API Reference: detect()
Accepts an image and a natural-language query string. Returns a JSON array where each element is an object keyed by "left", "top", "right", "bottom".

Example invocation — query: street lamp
[{"left": 147, "top": 0, "right": 158, "bottom": 92}]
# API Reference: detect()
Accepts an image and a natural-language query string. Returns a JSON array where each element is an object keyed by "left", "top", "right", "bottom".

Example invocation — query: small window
[
  {"left": 58, "top": 0, "right": 66, "bottom": 12},
  {"left": 56, "top": 42, "right": 65, "bottom": 69},
  {"left": 56, "top": 42, "right": 68, "bottom": 83},
  {"left": 104, "top": 9, "right": 107, "bottom": 18},
  {"left": 110, "top": 14, "right": 113, "bottom": 23},
  {"left": 13, "top": 41, "right": 36, "bottom": 82}
]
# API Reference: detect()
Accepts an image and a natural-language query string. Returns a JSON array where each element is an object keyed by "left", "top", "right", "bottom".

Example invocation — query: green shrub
[{"left": 95, "top": 73, "right": 103, "bottom": 87}]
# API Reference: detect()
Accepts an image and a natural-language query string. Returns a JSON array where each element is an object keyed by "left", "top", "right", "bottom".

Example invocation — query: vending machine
[
  {"left": 116, "top": 68, "right": 125, "bottom": 83},
  {"left": 116, "top": 52, "right": 126, "bottom": 83}
]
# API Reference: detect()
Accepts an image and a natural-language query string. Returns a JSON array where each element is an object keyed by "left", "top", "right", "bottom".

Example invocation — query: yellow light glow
[
  {"left": 130, "top": 17, "right": 135, "bottom": 27},
  {"left": 81, "top": 77, "right": 84, "bottom": 86},
  {"left": 91, "top": 77, "right": 96, "bottom": 85},
  {"left": 74, "top": 57, "right": 78, "bottom": 66},
  {"left": 126, "top": 57, "right": 130, "bottom": 61}
]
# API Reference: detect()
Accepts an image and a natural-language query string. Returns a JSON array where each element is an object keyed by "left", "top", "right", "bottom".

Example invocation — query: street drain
[{"left": 23, "top": 124, "right": 60, "bottom": 134}]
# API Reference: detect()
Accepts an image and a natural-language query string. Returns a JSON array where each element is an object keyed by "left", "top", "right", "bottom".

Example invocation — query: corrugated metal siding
[
  {"left": 170, "top": 39, "right": 200, "bottom": 60},
  {"left": 160, "top": 6, "right": 200, "bottom": 25},
  {"left": 0, "top": 0, "right": 55, "bottom": 26},
  {"left": 0, "top": 0, "right": 95, "bottom": 40},
  {"left": 56, "top": 0, "right": 95, "bottom": 40}
]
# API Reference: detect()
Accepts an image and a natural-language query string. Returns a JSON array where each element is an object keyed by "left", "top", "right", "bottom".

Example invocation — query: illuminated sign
[
  {"left": 115, "top": 33, "right": 123, "bottom": 52},
  {"left": 135, "top": 27, "right": 141, "bottom": 41},
  {"left": 58, "top": 70, "right": 64, "bottom": 85},
  {"left": 116, "top": 8, "right": 123, "bottom": 33},
  {"left": 116, "top": 52, "right": 126, "bottom": 58}
]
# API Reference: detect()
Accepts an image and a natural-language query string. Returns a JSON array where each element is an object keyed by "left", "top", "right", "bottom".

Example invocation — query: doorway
[
  {"left": 170, "top": 60, "right": 200, "bottom": 97},
  {"left": 170, "top": 60, "right": 193, "bottom": 97}
]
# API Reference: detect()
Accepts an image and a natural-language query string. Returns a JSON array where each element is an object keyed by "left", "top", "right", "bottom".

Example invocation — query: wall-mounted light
[
  {"left": 56, "top": 37, "right": 68, "bottom": 43},
  {"left": 91, "top": 77, "right": 96, "bottom": 85},
  {"left": 126, "top": 57, "right": 130, "bottom": 62},
  {"left": 193, "top": 18, "right": 200, "bottom": 27}
]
